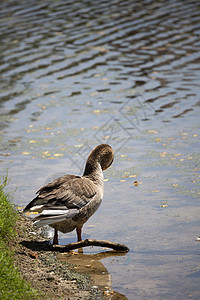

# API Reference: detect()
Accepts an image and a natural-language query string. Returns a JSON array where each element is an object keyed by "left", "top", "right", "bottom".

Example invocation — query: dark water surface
[{"left": 1, "top": 0, "right": 200, "bottom": 299}]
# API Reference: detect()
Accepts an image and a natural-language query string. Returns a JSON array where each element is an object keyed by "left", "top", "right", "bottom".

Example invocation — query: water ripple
[{"left": 0, "top": 0, "right": 200, "bottom": 125}]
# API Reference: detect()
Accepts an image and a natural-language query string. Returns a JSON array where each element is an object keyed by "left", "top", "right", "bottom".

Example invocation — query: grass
[{"left": 0, "top": 175, "right": 38, "bottom": 300}]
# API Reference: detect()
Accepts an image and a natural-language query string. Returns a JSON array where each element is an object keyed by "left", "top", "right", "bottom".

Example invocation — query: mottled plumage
[{"left": 24, "top": 144, "right": 114, "bottom": 244}]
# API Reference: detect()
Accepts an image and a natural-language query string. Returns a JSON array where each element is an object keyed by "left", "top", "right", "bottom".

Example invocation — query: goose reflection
[{"left": 57, "top": 250, "right": 128, "bottom": 299}]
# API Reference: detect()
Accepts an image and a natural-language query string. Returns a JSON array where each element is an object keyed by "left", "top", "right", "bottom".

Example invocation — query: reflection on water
[
  {"left": 0, "top": 0, "right": 200, "bottom": 299},
  {"left": 57, "top": 250, "right": 128, "bottom": 299}
]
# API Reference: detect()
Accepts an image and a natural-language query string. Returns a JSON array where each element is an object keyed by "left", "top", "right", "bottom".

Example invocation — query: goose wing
[{"left": 23, "top": 175, "right": 97, "bottom": 226}]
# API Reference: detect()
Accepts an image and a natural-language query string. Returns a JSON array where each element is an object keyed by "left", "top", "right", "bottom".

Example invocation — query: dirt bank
[{"left": 14, "top": 213, "right": 104, "bottom": 299}]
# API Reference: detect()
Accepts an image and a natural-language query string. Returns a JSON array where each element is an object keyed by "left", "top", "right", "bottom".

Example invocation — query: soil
[{"left": 14, "top": 213, "right": 105, "bottom": 300}]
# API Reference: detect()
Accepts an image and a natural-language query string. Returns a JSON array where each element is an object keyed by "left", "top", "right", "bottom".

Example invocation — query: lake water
[{"left": 0, "top": 0, "right": 200, "bottom": 299}]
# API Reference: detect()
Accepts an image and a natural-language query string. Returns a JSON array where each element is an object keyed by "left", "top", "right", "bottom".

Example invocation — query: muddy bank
[{"left": 14, "top": 213, "right": 105, "bottom": 300}]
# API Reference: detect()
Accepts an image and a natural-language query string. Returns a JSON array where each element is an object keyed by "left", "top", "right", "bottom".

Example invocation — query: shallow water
[{"left": 0, "top": 0, "right": 200, "bottom": 299}]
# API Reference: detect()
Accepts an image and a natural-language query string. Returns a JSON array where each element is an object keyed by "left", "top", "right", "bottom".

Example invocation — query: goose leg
[
  {"left": 76, "top": 227, "right": 82, "bottom": 242},
  {"left": 53, "top": 229, "right": 58, "bottom": 245}
]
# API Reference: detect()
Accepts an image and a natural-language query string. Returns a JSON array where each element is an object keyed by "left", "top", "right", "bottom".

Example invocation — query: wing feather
[{"left": 24, "top": 175, "right": 97, "bottom": 213}]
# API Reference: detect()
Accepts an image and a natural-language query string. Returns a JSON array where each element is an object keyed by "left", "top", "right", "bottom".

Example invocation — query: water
[{"left": 0, "top": 0, "right": 200, "bottom": 299}]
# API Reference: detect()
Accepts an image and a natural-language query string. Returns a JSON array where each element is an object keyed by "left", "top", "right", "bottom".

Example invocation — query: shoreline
[
  {"left": 14, "top": 212, "right": 104, "bottom": 299},
  {"left": 0, "top": 177, "right": 126, "bottom": 300}
]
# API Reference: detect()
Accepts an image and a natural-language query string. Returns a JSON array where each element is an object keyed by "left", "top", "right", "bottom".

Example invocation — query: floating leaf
[
  {"left": 161, "top": 204, "right": 168, "bottom": 208},
  {"left": 122, "top": 174, "right": 136, "bottom": 178},
  {"left": 29, "top": 140, "right": 37, "bottom": 144},
  {"left": 148, "top": 129, "right": 158, "bottom": 134},
  {"left": 161, "top": 201, "right": 168, "bottom": 208},
  {"left": 43, "top": 151, "right": 50, "bottom": 155},
  {"left": 167, "top": 137, "right": 174, "bottom": 140},
  {"left": 54, "top": 153, "right": 64, "bottom": 157},
  {"left": 93, "top": 109, "right": 101, "bottom": 114}
]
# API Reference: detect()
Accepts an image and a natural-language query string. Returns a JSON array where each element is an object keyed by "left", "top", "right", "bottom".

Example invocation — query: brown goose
[{"left": 23, "top": 144, "right": 114, "bottom": 245}]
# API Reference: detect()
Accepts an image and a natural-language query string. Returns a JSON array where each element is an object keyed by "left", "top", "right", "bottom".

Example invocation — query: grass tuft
[
  {"left": 0, "top": 175, "right": 39, "bottom": 299},
  {"left": 0, "top": 175, "right": 17, "bottom": 241}
]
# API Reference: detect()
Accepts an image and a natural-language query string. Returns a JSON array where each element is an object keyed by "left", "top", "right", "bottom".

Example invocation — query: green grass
[{"left": 0, "top": 175, "right": 38, "bottom": 300}]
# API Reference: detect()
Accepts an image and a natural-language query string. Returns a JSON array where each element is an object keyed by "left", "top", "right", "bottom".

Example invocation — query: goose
[{"left": 23, "top": 144, "right": 114, "bottom": 245}]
